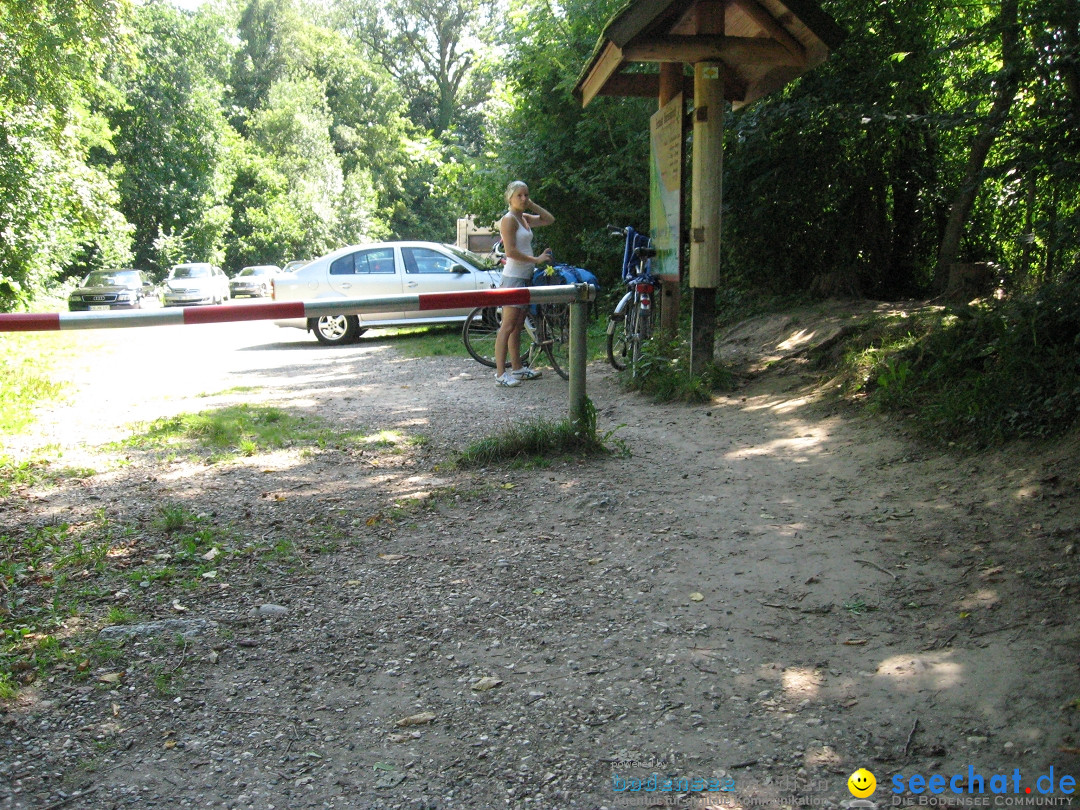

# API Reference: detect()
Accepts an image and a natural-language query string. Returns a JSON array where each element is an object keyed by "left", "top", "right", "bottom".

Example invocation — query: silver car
[
  {"left": 229, "top": 265, "right": 280, "bottom": 298},
  {"left": 163, "top": 263, "right": 231, "bottom": 307},
  {"left": 272, "top": 241, "right": 501, "bottom": 345}
]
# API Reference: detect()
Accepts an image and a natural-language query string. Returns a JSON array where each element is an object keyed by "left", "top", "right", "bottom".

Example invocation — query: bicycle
[
  {"left": 462, "top": 268, "right": 572, "bottom": 380},
  {"left": 606, "top": 225, "right": 658, "bottom": 371}
]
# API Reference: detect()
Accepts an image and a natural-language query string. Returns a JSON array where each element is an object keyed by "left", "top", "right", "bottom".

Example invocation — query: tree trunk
[{"left": 935, "top": 0, "right": 1022, "bottom": 285}]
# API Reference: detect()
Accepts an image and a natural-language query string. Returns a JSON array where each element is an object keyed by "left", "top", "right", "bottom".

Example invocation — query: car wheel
[{"left": 312, "top": 315, "right": 361, "bottom": 345}]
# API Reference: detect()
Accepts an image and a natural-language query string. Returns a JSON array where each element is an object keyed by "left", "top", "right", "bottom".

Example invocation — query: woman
[{"left": 494, "top": 180, "right": 555, "bottom": 387}]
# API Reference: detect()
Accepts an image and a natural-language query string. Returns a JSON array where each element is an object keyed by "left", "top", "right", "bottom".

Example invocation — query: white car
[
  {"left": 162, "top": 263, "right": 231, "bottom": 307},
  {"left": 272, "top": 241, "right": 501, "bottom": 345}
]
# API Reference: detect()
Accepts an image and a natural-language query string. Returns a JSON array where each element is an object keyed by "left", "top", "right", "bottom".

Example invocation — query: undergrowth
[
  {"left": 835, "top": 275, "right": 1080, "bottom": 446},
  {"left": 618, "top": 335, "right": 735, "bottom": 403}
]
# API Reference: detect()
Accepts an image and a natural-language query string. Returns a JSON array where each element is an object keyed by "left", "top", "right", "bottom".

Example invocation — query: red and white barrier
[{"left": 0, "top": 284, "right": 595, "bottom": 332}]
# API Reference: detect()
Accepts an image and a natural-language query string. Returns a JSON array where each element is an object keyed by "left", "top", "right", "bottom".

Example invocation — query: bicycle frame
[{"left": 606, "top": 225, "right": 657, "bottom": 371}]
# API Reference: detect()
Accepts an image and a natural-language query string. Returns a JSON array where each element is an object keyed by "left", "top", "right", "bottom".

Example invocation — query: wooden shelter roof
[{"left": 574, "top": 0, "right": 845, "bottom": 109}]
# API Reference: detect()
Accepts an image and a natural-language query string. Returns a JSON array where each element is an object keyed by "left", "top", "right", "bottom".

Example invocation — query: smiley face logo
[{"left": 848, "top": 768, "right": 877, "bottom": 798}]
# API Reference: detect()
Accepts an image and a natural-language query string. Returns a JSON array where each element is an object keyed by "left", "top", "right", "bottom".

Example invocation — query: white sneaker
[
  {"left": 511, "top": 367, "right": 542, "bottom": 380},
  {"left": 494, "top": 372, "right": 521, "bottom": 387}
]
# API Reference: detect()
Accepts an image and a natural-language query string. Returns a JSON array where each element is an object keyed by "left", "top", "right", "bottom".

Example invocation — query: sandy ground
[{"left": 2, "top": 303, "right": 1080, "bottom": 810}]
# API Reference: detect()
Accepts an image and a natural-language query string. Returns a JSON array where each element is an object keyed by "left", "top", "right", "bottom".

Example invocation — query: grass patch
[
  {"left": 456, "top": 398, "right": 614, "bottom": 467},
  {"left": 0, "top": 504, "right": 244, "bottom": 700},
  {"left": 112, "top": 404, "right": 368, "bottom": 462},
  {"left": 377, "top": 324, "right": 467, "bottom": 359},
  {"left": 0, "top": 333, "right": 69, "bottom": 437}
]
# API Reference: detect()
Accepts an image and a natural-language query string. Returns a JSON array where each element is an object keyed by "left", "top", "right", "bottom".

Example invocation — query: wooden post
[
  {"left": 568, "top": 298, "right": 588, "bottom": 426},
  {"left": 658, "top": 62, "right": 682, "bottom": 343},
  {"left": 689, "top": 62, "right": 722, "bottom": 377}
]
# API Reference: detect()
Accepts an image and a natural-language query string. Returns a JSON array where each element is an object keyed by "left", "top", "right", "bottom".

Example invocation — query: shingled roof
[{"left": 574, "top": 0, "right": 845, "bottom": 108}]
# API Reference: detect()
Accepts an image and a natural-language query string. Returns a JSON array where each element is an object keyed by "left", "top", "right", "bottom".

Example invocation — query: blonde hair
[{"left": 504, "top": 180, "right": 528, "bottom": 205}]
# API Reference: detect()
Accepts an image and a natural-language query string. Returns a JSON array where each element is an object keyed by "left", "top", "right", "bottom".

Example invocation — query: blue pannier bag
[
  {"left": 531, "top": 264, "right": 600, "bottom": 318},
  {"left": 532, "top": 264, "right": 599, "bottom": 288}
]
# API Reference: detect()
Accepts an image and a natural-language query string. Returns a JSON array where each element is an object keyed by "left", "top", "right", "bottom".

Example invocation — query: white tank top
[{"left": 503, "top": 214, "right": 534, "bottom": 280}]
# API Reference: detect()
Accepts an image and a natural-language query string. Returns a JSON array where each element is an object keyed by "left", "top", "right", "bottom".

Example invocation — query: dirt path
[{"left": 2, "top": 310, "right": 1079, "bottom": 810}]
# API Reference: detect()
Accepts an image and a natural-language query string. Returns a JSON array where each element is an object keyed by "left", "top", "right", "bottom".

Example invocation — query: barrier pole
[{"left": 568, "top": 288, "right": 589, "bottom": 427}]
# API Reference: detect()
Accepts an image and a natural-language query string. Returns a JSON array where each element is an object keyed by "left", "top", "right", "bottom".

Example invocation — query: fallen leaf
[
  {"left": 201, "top": 570, "right": 217, "bottom": 579},
  {"left": 171, "top": 600, "right": 187, "bottom": 612},
  {"left": 163, "top": 740, "right": 176, "bottom": 749},
  {"left": 366, "top": 514, "right": 382, "bottom": 526},
  {"left": 501, "top": 482, "right": 515, "bottom": 489},
  {"left": 587, "top": 558, "right": 602, "bottom": 565},
  {"left": 689, "top": 592, "right": 705, "bottom": 602},
  {"left": 471, "top": 676, "right": 503, "bottom": 692},
  {"left": 98, "top": 672, "right": 124, "bottom": 684},
  {"left": 394, "top": 711, "right": 436, "bottom": 728},
  {"left": 378, "top": 554, "right": 407, "bottom": 561},
  {"left": 843, "top": 638, "right": 868, "bottom": 646},
  {"left": 202, "top": 548, "right": 220, "bottom": 561}
]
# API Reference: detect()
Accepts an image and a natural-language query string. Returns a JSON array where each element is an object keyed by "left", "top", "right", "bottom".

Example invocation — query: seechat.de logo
[{"left": 850, "top": 769, "right": 878, "bottom": 798}]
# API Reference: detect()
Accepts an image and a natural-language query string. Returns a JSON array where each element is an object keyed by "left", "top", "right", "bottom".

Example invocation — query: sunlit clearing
[
  {"left": 782, "top": 666, "right": 822, "bottom": 698},
  {"left": 725, "top": 428, "right": 827, "bottom": 460},
  {"left": 804, "top": 744, "right": 842, "bottom": 768},
  {"left": 776, "top": 329, "right": 819, "bottom": 352},
  {"left": 876, "top": 651, "right": 963, "bottom": 691},
  {"left": 364, "top": 430, "right": 407, "bottom": 446},
  {"left": 958, "top": 588, "right": 999, "bottom": 611}
]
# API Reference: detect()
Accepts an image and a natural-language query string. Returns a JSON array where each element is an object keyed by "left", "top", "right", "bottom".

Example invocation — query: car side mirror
[{"left": 451, "top": 264, "right": 469, "bottom": 274}]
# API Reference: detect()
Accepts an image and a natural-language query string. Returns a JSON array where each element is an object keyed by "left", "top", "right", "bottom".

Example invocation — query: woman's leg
[{"left": 495, "top": 306, "right": 526, "bottom": 376}]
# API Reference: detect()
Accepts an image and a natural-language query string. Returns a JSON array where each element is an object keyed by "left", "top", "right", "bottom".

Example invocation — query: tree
[
  {"left": 0, "top": 0, "right": 134, "bottom": 309},
  {"left": 332, "top": 0, "right": 496, "bottom": 138},
  {"left": 936, "top": 0, "right": 1023, "bottom": 284},
  {"left": 105, "top": 2, "right": 237, "bottom": 274}
]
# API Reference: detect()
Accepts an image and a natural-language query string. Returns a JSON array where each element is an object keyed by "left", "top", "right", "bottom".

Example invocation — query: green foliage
[
  {"left": 104, "top": 2, "right": 237, "bottom": 275},
  {"left": 845, "top": 276, "right": 1080, "bottom": 445},
  {"left": 619, "top": 336, "right": 735, "bottom": 404}
]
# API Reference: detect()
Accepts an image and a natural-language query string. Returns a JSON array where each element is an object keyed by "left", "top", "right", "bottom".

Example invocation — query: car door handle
[{"left": 406, "top": 281, "right": 419, "bottom": 288}]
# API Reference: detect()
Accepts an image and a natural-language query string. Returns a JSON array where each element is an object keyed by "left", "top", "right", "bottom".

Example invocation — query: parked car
[
  {"left": 229, "top": 265, "right": 280, "bottom": 298},
  {"left": 68, "top": 268, "right": 159, "bottom": 311},
  {"left": 272, "top": 241, "right": 501, "bottom": 345},
  {"left": 162, "top": 263, "right": 230, "bottom": 307},
  {"left": 281, "top": 259, "right": 309, "bottom": 274}
]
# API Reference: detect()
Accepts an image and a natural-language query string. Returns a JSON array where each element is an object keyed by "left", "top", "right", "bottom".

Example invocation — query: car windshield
[
  {"left": 172, "top": 266, "right": 208, "bottom": 279},
  {"left": 443, "top": 245, "right": 496, "bottom": 271},
  {"left": 84, "top": 270, "right": 140, "bottom": 287},
  {"left": 240, "top": 267, "right": 272, "bottom": 276}
]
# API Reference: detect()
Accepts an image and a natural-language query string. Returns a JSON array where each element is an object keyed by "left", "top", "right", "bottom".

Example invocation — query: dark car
[
  {"left": 68, "top": 269, "right": 159, "bottom": 311},
  {"left": 229, "top": 265, "right": 280, "bottom": 298}
]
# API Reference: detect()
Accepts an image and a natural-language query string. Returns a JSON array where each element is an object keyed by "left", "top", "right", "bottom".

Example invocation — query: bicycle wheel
[
  {"left": 632, "top": 302, "right": 652, "bottom": 366},
  {"left": 462, "top": 306, "right": 536, "bottom": 369},
  {"left": 462, "top": 306, "right": 499, "bottom": 367},
  {"left": 606, "top": 305, "right": 633, "bottom": 371},
  {"left": 539, "top": 303, "right": 571, "bottom": 380}
]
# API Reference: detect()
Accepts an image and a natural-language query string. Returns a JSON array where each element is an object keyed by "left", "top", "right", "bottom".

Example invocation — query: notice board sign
[{"left": 649, "top": 93, "right": 683, "bottom": 282}]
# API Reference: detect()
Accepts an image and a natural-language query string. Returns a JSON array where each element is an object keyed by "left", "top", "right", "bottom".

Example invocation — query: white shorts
[{"left": 499, "top": 274, "right": 531, "bottom": 309}]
